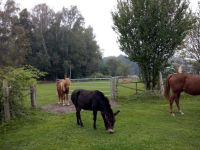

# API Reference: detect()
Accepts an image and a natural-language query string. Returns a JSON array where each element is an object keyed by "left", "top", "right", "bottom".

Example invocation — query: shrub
[{"left": 0, "top": 66, "right": 46, "bottom": 122}]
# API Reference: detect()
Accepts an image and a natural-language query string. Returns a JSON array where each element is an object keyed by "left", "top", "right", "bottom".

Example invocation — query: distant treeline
[{"left": 0, "top": 0, "right": 138, "bottom": 79}]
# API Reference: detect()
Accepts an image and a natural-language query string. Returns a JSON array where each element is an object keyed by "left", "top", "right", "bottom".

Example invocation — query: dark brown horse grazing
[
  {"left": 165, "top": 73, "right": 200, "bottom": 116},
  {"left": 71, "top": 89, "right": 120, "bottom": 133}
]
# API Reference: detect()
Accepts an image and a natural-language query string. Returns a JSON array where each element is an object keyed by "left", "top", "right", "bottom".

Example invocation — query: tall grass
[{"left": 0, "top": 82, "right": 200, "bottom": 150}]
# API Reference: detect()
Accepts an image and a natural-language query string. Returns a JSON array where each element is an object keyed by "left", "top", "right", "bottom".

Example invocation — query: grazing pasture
[{"left": 0, "top": 82, "right": 200, "bottom": 150}]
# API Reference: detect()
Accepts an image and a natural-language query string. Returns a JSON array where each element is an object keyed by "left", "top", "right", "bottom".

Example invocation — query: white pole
[{"left": 159, "top": 72, "right": 164, "bottom": 96}]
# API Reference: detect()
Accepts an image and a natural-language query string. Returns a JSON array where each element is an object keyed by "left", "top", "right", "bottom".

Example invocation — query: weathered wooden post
[
  {"left": 159, "top": 72, "right": 164, "bottom": 96},
  {"left": 30, "top": 86, "right": 37, "bottom": 108},
  {"left": 135, "top": 82, "right": 138, "bottom": 94},
  {"left": 115, "top": 77, "right": 118, "bottom": 100},
  {"left": 178, "top": 65, "right": 183, "bottom": 73},
  {"left": 3, "top": 80, "right": 11, "bottom": 121},
  {"left": 111, "top": 77, "right": 118, "bottom": 101}
]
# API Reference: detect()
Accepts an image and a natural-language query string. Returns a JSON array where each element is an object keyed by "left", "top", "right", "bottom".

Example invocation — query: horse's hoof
[
  {"left": 77, "top": 124, "right": 83, "bottom": 128},
  {"left": 171, "top": 113, "right": 175, "bottom": 117},
  {"left": 107, "top": 129, "right": 114, "bottom": 134},
  {"left": 57, "top": 102, "right": 61, "bottom": 104}
]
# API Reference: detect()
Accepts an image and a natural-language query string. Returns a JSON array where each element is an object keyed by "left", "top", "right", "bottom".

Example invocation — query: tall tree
[
  {"left": 112, "top": 0, "right": 194, "bottom": 89},
  {"left": 30, "top": 4, "right": 55, "bottom": 71},
  {"left": 105, "top": 56, "right": 130, "bottom": 76},
  {"left": 0, "top": 0, "right": 29, "bottom": 67},
  {"left": 58, "top": 7, "right": 102, "bottom": 78},
  {"left": 0, "top": 2, "right": 102, "bottom": 79}
]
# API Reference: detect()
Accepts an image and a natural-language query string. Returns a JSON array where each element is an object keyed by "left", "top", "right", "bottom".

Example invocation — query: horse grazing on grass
[
  {"left": 56, "top": 78, "right": 71, "bottom": 106},
  {"left": 71, "top": 89, "right": 120, "bottom": 133},
  {"left": 165, "top": 73, "right": 200, "bottom": 116}
]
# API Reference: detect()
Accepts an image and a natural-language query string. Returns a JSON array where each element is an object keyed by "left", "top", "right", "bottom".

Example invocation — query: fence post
[
  {"left": 111, "top": 77, "right": 118, "bottom": 101},
  {"left": 135, "top": 82, "right": 138, "bottom": 94},
  {"left": 30, "top": 86, "right": 37, "bottom": 108},
  {"left": 159, "top": 72, "right": 164, "bottom": 96},
  {"left": 3, "top": 80, "right": 11, "bottom": 121}
]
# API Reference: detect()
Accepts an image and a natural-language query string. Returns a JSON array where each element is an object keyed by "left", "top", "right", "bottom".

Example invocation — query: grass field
[{"left": 0, "top": 81, "right": 200, "bottom": 150}]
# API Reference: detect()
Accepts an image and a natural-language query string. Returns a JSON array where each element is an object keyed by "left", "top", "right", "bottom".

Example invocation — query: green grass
[{"left": 0, "top": 82, "right": 200, "bottom": 150}]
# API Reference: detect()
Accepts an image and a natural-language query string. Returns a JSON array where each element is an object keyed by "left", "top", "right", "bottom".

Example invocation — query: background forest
[{"left": 0, "top": 0, "right": 135, "bottom": 79}]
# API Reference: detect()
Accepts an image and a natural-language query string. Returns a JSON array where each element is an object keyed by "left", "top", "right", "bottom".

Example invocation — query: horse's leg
[
  {"left": 101, "top": 112, "right": 108, "bottom": 130},
  {"left": 76, "top": 111, "right": 80, "bottom": 125},
  {"left": 62, "top": 94, "right": 66, "bottom": 106},
  {"left": 93, "top": 110, "right": 97, "bottom": 129},
  {"left": 76, "top": 108, "right": 83, "bottom": 127},
  {"left": 169, "top": 94, "right": 176, "bottom": 116},
  {"left": 66, "top": 88, "right": 70, "bottom": 106},
  {"left": 67, "top": 95, "right": 70, "bottom": 105},
  {"left": 58, "top": 97, "right": 61, "bottom": 104},
  {"left": 57, "top": 93, "right": 61, "bottom": 104},
  {"left": 175, "top": 93, "right": 184, "bottom": 115}
]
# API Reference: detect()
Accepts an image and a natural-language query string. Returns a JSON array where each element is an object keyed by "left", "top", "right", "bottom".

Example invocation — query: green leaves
[
  {"left": 0, "top": 66, "right": 46, "bottom": 121},
  {"left": 112, "top": 0, "right": 194, "bottom": 89},
  {"left": 0, "top": 1, "right": 102, "bottom": 79},
  {"left": 0, "top": 0, "right": 28, "bottom": 67}
]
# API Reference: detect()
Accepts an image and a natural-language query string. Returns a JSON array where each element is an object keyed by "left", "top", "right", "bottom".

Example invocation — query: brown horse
[
  {"left": 165, "top": 73, "right": 200, "bottom": 116},
  {"left": 56, "top": 78, "right": 71, "bottom": 106}
]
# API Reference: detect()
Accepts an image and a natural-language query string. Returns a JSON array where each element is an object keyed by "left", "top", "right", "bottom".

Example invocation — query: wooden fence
[
  {"left": 117, "top": 73, "right": 165, "bottom": 96},
  {"left": 118, "top": 80, "right": 145, "bottom": 94},
  {"left": 2, "top": 80, "right": 37, "bottom": 121}
]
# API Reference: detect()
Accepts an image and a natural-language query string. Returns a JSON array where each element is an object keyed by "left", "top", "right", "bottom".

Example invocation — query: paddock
[
  {"left": 42, "top": 77, "right": 118, "bottom": 113},
  {"left": 1, "top": 81, "right": 200, "bottom": 150}
]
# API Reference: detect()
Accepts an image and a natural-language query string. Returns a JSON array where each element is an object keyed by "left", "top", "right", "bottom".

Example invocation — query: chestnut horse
[
  {"left": 56, "top": 78, "right": 71, "bottom": 106},
  {"left": 71, "top": 89, "right": 120, "bottom": 133},
  {"left": 164, "top": 73, "right": 200, "bottom": 116}
]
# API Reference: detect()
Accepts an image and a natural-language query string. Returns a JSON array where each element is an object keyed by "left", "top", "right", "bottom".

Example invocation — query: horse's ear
[{"left": 114, "top": 110, "right": 120, "bottom": 116}]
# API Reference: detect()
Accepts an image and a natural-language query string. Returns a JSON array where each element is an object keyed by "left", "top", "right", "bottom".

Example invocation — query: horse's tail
[{"left": 164, "top": 74, "right": 172, "bottom": 100}]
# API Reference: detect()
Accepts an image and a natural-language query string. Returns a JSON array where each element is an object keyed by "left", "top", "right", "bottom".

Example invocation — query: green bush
[{"left": 0, "top": 66, "right": 46, "bottom": 122}]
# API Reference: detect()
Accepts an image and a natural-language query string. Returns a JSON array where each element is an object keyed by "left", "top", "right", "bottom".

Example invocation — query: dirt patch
[
  {"left": 42, "top": 101, "right": 118, "bottom": 114},
  {"left": 42, "top": 102, "right": 75, "bottom": 114}
]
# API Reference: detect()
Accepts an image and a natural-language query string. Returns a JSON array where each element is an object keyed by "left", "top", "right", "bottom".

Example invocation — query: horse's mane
[
  {"left": 64, "top": 78, "right": 71, "bottom": 86},
  {"left": 95, "top": 90, "right": 113, "bottom": 114}
]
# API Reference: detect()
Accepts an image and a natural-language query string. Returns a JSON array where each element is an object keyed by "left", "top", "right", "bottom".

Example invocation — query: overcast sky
[{"left": 15, "top": 0, "right": 199, "bottom": 57}]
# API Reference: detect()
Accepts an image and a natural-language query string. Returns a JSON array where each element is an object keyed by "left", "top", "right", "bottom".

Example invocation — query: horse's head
[{"left": 104, "top": 110, "right": 120, "bottom": 133}]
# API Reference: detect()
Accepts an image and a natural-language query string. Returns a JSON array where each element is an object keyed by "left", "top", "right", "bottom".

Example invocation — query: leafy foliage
[
  {"left": 0, "top": 0, "right": 140, "bottom": 79},
  {"left": 26, "top": 5, "right": 102, "bottom": 79},
  {"left": 0, "top": 66, "right": 46, "bottom": 122},
  {"left": 102, "top": 55, "right": 139, "bottom": 76},
  {"left": 182, "top": 3, "right": 200, "bottom": 73},
  {"left": 0, "top": 0, "right": 30, "bottom": 67},
  {"left": 0, "top": 1, "right": 102, "bottom": 79},
  {"left": 112, "top": 0, "right": 194, "bottom": 89}
]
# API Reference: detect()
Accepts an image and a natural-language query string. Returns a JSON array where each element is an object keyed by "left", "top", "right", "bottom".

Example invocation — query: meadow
[{"left": 0, "top": 81, "right": 200, "bottom": 150}]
